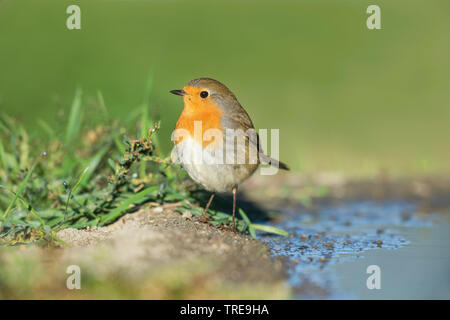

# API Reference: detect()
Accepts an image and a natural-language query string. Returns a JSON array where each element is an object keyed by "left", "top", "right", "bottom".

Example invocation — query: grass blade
[
  {"left": 140, "top": 105, "right": 149, "bottom": 139},
  {"left": 77, "top": 147, "right": 108, "bottom": 191},
  {"left": 65, "top": 88, "right": 83, "bottom": 145},
  {"left": 71, "top": 166, "right": 90, "bottom": 195},
  {"left": 143, "top": 70, "right": 153, "bottom": 107},
  {"left": 238, "top": 208, "right": 256, "bottom": 238},
  {"left": 59, "top": 166, "right": 90, "bottom": 227},
  {"left": 0, "top": 185, "right": 46, "bottom": 226},
  {"left": 2, "top": 161, "right": 36, "bottom": 219},
  {"left": 99, "top": 186, "right": 159, "bottom": 225},
  {"left": 0, "top": 140, "right": 8, "bottom": 170},
  {"left": 97, "top": 90, "right": 108, "bottom": 117},
  {"left": 251, "top": 223, "right": 289, "bottom": 237},
  {"left": 139, "top": 106, "right": 149, "bottom": 178},
  {"left": 113, "top": 135, "right": 126, "bottom": 154},
  {"left": 37, "top": 119, "right": 55, "bottom": 138}
]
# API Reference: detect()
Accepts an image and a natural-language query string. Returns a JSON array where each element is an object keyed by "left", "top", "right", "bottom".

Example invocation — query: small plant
[{"left": 0, "top": 89, "right": 287, "bottom": 245}]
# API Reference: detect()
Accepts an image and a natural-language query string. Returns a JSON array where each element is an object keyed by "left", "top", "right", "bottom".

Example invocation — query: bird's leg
[
  {"left": 232, "top": 186, "right": 238, "bottom": 231},
  {"left": 200, "top": 192, "right": 215, "bottom": 223}
]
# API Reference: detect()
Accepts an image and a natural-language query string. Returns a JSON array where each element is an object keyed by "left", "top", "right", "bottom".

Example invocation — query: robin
[{"left": 170, "top": 78, "right": 289, "bottom": 230}]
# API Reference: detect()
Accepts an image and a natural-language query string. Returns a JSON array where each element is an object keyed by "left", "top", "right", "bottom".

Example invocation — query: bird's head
[{"left": 170, "top": 78, "right": 239, "bottom": 113}]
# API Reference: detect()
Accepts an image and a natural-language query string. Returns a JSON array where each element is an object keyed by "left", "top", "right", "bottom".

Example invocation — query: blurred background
[{"left": 1, "top": 0, "right": 449, "bottom": 177}]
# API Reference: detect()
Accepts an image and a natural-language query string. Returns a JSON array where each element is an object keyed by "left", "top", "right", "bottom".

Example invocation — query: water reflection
[{"left": 262, "top": 201, "right": 449, "bottom": 299}]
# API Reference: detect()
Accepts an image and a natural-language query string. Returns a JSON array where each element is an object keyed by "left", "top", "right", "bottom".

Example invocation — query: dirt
[
  {"left": 56, "top": 206, "right": 287, "bottom": 285},
  {"left": 0, "top": 205, "right": 288, "bottom": 299}
]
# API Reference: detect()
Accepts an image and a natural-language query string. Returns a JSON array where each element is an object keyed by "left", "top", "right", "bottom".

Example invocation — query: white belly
[{"left": 171, "top": 137, "right": 257, "bottom": 193}]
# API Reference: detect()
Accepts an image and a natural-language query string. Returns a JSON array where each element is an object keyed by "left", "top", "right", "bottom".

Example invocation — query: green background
[{"left": 1, "top": 0, "right": 449, "bottom": 177}]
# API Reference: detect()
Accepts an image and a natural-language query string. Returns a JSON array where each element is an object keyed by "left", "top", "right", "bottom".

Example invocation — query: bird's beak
[{"left": 170, "top": 89, "right": 186, "bottom": 96}]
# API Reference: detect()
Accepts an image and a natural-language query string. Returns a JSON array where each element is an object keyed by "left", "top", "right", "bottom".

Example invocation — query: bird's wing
[{"left": 221, "top": 112, "right": 289, "bottom": 170}]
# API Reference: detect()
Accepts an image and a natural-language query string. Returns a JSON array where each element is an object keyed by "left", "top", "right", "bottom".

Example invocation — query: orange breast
[{"left": 175, "top": 93, "right": 224, "bottom": 147}]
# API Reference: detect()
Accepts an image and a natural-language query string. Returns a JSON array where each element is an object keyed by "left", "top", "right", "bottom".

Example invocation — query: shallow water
[{"left": 262, "top": 201, "right": 450, "bottom": 299}]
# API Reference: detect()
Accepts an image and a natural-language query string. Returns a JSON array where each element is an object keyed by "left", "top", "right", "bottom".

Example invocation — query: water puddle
[{"left": 261, "top": 201, "right": 450, "bottom": 299}]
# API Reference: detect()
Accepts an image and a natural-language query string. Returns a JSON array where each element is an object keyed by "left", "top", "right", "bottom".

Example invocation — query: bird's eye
[{"left": 200, "top": 91, "right": 209, "bottom": 98}]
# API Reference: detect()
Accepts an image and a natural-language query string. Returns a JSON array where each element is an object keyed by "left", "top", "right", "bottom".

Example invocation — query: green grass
[{"left": 0, "top": 90, "right": 287, "bottom": 245}]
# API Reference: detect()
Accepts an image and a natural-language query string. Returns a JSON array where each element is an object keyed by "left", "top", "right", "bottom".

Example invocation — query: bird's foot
[{"left": 199, "top": 216, "right": 214, "bottom": 223}]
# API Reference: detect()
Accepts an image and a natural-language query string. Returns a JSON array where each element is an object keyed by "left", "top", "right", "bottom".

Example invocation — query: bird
[{"left": 170, "top": 78, "right": 289, "bottom": 230}]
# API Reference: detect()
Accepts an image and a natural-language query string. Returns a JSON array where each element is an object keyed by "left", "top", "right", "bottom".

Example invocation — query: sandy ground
[
  {"left": 0, "top": 205, "right": 288, "bottom": 299},
  {"left": 56, "top": 206, "right": 287, "bottom": 285}
]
